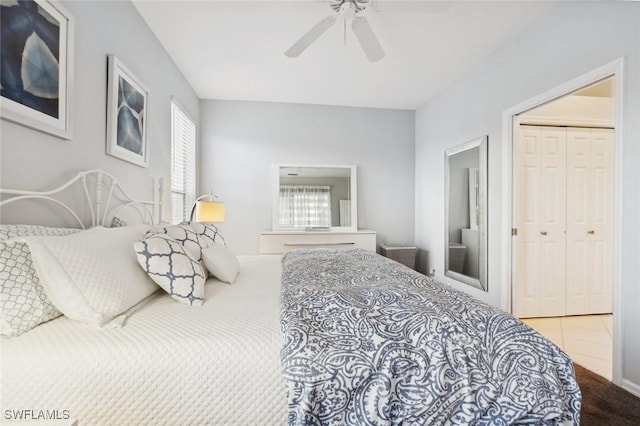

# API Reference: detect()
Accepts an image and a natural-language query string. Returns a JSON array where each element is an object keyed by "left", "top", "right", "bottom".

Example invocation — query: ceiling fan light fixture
[{"left": 284, "top": 0, "right": 384, "bottom": 62}]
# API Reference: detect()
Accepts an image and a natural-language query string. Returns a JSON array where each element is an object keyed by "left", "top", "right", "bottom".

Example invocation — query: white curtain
[{"left": 279, "top": 185, "right": 331, "bottom": 228}]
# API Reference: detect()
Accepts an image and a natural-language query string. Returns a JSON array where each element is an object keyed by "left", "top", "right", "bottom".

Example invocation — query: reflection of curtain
[{"left": 279, "top": 185, "right": 331, "bottom": 227}]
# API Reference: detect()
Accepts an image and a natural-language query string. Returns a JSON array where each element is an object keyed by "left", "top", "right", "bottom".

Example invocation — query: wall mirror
[
  {"left": 272, "top": 164, "right": 357, "bottom": 231},
  {"left": 444, "top": 136, "right": 488, "bottom": 291}
]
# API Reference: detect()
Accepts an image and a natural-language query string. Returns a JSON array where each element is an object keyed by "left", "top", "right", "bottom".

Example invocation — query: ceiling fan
[{"left": 285, "top": 0, "right": 385, "bottom": 63}]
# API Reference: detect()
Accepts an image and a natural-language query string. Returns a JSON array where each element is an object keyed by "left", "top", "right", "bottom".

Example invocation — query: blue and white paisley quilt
[{"left": 280, "top": 249, "right": 581, "bottom": 425}]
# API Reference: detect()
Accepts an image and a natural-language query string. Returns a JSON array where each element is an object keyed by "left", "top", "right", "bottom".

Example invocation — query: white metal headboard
[{"left": 0, "top": 170, "right": 163, "bottom": 229}]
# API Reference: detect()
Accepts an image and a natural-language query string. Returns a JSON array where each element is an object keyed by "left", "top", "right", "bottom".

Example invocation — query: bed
[
  {"left": 0, "top": 170, "right": 581, "bottom": 425},
  {"left": 2, "top": 255, "right": 288, "bottom": 425}
]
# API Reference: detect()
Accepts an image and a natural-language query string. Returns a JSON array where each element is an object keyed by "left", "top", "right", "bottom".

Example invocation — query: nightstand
[{"left": 380, "top": 243, "right": 417, "bottom": 270}]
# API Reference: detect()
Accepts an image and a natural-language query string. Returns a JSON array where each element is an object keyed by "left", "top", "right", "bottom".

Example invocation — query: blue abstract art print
[
  {"left": 0, "top": 0, "right": 74, "bottom": 139},
  {"left": 106, "top": 55, "right": 149, "bottom": 168}
]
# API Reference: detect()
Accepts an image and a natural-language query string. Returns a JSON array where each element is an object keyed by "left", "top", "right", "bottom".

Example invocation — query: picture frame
[
  {"left": 0, "top": 0, "right": 74, "bottom": 139},
  {"left": 106, "top": 55, "right": 149, "bottom": 168}
]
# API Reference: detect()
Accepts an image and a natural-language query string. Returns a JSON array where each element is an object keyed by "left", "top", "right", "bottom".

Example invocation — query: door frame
[{"left": 500, "top": 57, "right": 624, "bottom": 384}]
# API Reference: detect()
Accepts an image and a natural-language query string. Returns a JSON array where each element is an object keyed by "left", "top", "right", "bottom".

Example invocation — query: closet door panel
[
  {"left": 516, "top": 127, "right": 542, "bottom": 317},
  {"left": 566, "top": 130, "right": 590, "bottom": 315},
  {"left": 539, "top": 129, "right": 567, "bottom": 316},
  {"left": 515, "top": 126, "right": 566, "bottom": 317},
  {"left": 566, "top": 129, "right": 614, "bottom": 315},
  {"left": 588, "top": 129, "right": 614, "bottom": 313}
]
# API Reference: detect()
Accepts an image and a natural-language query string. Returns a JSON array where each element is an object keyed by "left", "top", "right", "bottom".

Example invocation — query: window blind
[{"left": 171, "top": 100, "right": 196, "bottom": 224}]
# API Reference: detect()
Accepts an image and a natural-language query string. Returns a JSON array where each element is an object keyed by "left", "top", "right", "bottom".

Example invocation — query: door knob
[
  {"left": 587, "top": 230, "right": 595, "bottom": 235},
  {"left": 540, "top": 231, "right": 548, "bottom": 236}
]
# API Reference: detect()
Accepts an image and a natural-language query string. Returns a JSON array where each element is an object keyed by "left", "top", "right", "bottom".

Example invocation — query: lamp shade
[{"left": 194, "top": 200, "right": 225, "bottom": 223}]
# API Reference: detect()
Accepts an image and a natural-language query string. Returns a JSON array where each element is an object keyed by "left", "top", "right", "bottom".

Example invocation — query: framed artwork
[
  {"left": 106, "top": 55, "right": 149, "bottom": 168},
  {"left": 0, "top": 0, "right": 74, "bottom": 139}
]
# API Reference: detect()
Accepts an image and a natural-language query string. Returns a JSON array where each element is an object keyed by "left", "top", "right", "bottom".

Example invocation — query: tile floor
[{"left": 521, "top": 314, "right": 613, "bottom": 380}]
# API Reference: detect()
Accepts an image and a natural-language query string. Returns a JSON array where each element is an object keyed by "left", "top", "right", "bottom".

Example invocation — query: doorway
[
  {"left": 513, "top": 78, "right": 615, "bottom": 318},
  {"left": 500, "top": 58, "right": 624, "bottom": 385}
]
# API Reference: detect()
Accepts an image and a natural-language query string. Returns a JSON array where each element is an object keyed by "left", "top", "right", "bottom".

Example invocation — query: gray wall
[
  {"left": 415, "top": 2, "right": 640, "bottom": 390},
  {"left": 0, "top": 0, "right": 199, "bottom": 225},
  {"left": 200, "top": 100, "right": 415, "bottom": 254}
]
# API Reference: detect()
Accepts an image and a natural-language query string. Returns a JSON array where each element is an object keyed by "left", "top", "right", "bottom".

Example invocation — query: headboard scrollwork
[{"left": 0, "top": 170, "right": 164, "bottom": 229}]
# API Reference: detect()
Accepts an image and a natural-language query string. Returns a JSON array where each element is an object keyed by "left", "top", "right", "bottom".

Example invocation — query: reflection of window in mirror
[
  {"left": 274, "top": 165, "right": 357, "bottom": 231},
  {"left": 279, "top": 185, "right": 332, "bottom": 228}
]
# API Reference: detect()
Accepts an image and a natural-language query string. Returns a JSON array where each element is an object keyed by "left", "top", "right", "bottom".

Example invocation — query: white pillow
[
  {"left": 0, "top": 225, "right": 80, "bottom": 336},
  {"left": 25, "top": 225, "right": 158, "bottom": 326},
  {"left": 134, "top": 233, "right": 206, "bottom": 305},
  {"left": 202, "top": 244, "right": 240, "bottom": 284}
]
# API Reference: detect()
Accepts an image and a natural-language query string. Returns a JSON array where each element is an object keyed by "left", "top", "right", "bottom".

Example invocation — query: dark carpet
[{"left": 575, "top": 363, "right": 640, "bottom": 425}]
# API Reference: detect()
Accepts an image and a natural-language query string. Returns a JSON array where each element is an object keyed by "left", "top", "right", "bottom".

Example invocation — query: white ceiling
[
  {"left": 133, "top": 1, "right": 555, "bottom": 110},
  {"left": 574, "top": 78, "right": 614, "bottom": 98}
]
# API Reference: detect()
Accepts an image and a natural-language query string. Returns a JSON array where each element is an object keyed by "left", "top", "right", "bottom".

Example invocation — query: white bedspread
[{"left": 1, "top": 255, "right": 287, "bottom": 425}]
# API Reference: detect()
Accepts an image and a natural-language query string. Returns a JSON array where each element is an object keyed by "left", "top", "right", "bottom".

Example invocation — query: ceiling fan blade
[
  {"left": 351, "top": 16, "right": 385, "bottom": 62},
  {"left": 285, "top": 15, "right": 337, "bottom": 58}
]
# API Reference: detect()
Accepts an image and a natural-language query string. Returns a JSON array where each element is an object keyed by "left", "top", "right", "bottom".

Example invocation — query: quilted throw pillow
[
  {"left": 134, "top": 233, "right": 206, "bottom": 306},
  {"left": 0, "top": 225, "right": 80, "bottom": 337}
]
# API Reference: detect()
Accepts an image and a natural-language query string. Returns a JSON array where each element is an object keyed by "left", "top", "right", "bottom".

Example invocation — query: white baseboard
[{"left": 622, "top": 379, "right": 640, "bottom": 398}]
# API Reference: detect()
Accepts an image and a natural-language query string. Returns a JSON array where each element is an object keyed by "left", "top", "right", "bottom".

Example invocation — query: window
[
  {"left": 171, "top": 99, "right": 196, "bottom": 224},
  {"left": 279, "top": 185, "right": 331, "bottom": 228}
]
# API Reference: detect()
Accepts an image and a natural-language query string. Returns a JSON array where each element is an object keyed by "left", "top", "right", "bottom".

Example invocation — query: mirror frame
[
  {"left": 272, "top": 164, "right": 358, "bottom": 232},
  {"left": 444, "top": 136, "right": 488, "bottom": 291}
]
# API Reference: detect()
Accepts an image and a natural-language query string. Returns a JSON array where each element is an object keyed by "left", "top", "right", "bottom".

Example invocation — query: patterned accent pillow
[
  {"left": 133, "top": 233, "right": 206, "bottom": 306},
  {"left": 0, "top": 224, "right": 80, "bottom": 241},
  {"left": 146, "top": 223, "right": 227, "bottom": 278},
  {"left": 110, "top": 216, "right": 128, "bottom": 228},
  {"left": 146, "top": 224, "right": 210, "bottom": 271},
  {"left": 0, "top": 225, "right": 80, "bottom": 337},
  {"left": 189, "top": 222, "right": 226, "bottom": 247}
]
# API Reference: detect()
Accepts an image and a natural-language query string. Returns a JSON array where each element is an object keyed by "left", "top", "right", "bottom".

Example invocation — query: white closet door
[
  {"left": 516, "top": 126, "right": 567, "bottom": 318},
  {"left": 566, "top": 128, "right": 614, "bottom": 315}
]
